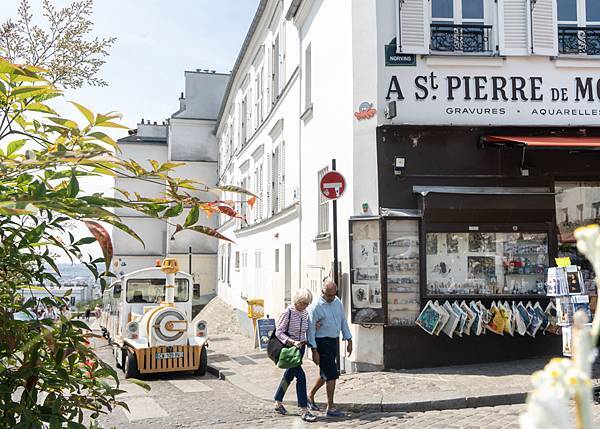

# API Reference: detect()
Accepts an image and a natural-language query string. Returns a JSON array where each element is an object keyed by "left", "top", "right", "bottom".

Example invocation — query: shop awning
[{"left": 483, "top": 135, "right": 600, "bottom": 149}]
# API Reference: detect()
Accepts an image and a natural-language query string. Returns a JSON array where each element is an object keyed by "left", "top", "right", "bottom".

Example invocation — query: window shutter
[
  {"left": 397, "top": 0, "right": 430, "bottom": 55},
  {"left": 531, "top": 0, "right": 557, "bottom": 56},
  {"left": 498, "top": 0, "right": 529, "bottom": 56},
  {"left": 279, "top": 142, "right": 285, "bottom": 210},
  {"left": 266, "top": 156, "right": 272, "bottom": 217}
]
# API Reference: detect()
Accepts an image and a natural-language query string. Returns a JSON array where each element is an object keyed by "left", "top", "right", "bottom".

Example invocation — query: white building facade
[
  {"left": 113, "top": 70, "right": 228, "bottom": 311},
  {"left": 218, "top": 0, "right": 600, "bottom": 370}
]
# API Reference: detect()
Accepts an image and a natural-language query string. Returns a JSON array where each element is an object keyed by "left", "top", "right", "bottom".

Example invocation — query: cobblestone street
[{"left": 94, "top": 335, "right": 600, "bottom": 428}]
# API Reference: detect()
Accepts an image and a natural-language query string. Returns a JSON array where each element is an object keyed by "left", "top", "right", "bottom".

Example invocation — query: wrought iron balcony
[
  {"left": 430, "top": 23, "right": 493, "bottom": 53},
  {"left": 558, "top": 26, "right": 600, "bottom": 55}
]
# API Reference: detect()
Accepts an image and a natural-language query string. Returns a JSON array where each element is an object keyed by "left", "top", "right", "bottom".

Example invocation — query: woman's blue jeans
[{"left": 274, "top": 365, "right": 307, "bottom": 408}]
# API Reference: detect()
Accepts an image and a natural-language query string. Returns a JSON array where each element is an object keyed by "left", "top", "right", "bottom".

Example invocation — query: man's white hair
[
  {"left": 321, "top": 280, "right": 337, "bottom": 293},
  {"left": 293, "top": 288, "right": 313, "bottom": 305}
]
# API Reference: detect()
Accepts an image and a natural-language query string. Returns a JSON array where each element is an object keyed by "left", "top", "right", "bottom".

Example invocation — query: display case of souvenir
[
  {"left": 386, "top": 219, "right": 420, "bottom": 327},
  {"left": 349, "top": 219, "right": 385, "bottom": 324},
  {"left": 425, "top": 230, "right": 550, "bottom": 297}
]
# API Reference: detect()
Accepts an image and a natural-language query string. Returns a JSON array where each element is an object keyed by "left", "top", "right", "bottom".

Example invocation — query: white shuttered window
[
  {"left": 498, "top": 0, "right": 529, "bottom": 55},
  {"left": 531, "top": 0, "right": 558, "bottom": 55},
  {"left": 397, "top": 0, "right": 430, "bottom": 54}
]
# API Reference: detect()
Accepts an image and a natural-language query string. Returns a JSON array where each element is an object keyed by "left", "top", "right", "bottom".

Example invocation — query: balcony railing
[
  {"left": 558, "top": 25, "right": 600, "bottom": 55},
  {"left": 430, "top": 23, "right": 493, "bottom": 53}
]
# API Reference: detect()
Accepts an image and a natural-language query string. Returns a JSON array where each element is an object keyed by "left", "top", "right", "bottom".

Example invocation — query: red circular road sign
[{"left": 320, "top": 171, "right": 346, "bottom": 200}]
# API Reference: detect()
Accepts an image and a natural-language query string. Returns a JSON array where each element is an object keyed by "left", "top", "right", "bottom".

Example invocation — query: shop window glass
[
  {"left": 350, "top": 220, "right": 384, "bottom": 324},
  {"left": 426, "top": 232, "right": 548, "bottom": 296},
  {"left": 386, "top": 220, "right": 420, "bottom": 327},
  {"left": 555, "top": 182, "right": 599, "bottom": 304}
]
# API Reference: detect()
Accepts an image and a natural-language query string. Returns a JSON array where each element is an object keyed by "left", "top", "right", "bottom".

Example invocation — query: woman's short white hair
[{"left": 293, "top": 288, "right": 313, "bottom": 306}]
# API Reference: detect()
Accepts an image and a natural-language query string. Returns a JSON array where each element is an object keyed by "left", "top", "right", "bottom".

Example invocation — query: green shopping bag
[{"left": 277, "top": 346, "right": 302, "bottom": 369}]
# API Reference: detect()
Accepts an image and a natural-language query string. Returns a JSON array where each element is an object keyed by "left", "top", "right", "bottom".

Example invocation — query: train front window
[{"left": 126, "top": 278, "right": 189, "bottom": 303}]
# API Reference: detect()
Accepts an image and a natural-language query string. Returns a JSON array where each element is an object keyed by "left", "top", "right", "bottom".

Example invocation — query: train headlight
[
  {"left": 196, "top": 320, "right": 207, "bottom": 337},
  {"left": 126, "top": 321, "right": 139, "bottom": 339}
]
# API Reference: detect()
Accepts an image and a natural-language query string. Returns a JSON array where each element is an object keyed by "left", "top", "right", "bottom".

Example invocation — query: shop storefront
[{"left": 349, "top": 125, "right": 599, "bottom": 369}]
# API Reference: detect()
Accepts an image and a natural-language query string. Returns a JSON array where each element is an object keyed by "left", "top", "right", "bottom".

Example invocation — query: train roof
[{"left": 106, "top": 267, "right": 192, "bottom": 290}]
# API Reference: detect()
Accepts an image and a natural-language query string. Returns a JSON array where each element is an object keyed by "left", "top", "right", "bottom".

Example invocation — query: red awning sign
[
  {"left": 320, "top": 171, "right": 346, "bottom": 200},
  {"left": 484, "top": 135, "right": 600, "bottom": 148}
]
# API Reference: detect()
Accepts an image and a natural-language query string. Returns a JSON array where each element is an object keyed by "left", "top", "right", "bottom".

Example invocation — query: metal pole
[
  {"left": 188, "top": 246, "right": 192, "bottom": 274},
  {"left": 332, "top": 159, "right": 339, "bottom": 290},
  {"left": 331, "top": 158, "right": 341, "bottom": 373}
]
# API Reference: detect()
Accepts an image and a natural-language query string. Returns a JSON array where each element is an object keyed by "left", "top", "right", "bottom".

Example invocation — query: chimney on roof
[
  {"left": 203, "top": 69, "right": 209, "bottom": 72},
  {"left": 179, "top": 92, "right": 184, "bottom": 99},
  {"left": 141, "top": 118, "right": 145, "bottom": 124},
  {"left": 196, "top": 68, "right": 201, "bottom": 72},
  {"left": 211, "top": 70, "right": 216, "bottom": 73},
  {"left": 154, "top": 121, "right": 157, "bottom": 125}
]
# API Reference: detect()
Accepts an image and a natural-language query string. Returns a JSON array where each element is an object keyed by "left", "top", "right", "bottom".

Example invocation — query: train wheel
[
  {"left": 194, "top": 346, "right": 207, "bottom": 376},
  {"left": 124, "top": 349, "right": 139, "bottom": 379}
]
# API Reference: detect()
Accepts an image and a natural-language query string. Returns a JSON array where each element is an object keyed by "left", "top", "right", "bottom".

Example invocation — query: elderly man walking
[{"left": 306, "top": 281, "right": 352, "bottom": 417}]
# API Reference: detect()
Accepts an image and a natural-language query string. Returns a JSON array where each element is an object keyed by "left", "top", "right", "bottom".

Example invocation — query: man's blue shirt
[{"left": 307, "top": 296, "right": 352, "bottom": 348}]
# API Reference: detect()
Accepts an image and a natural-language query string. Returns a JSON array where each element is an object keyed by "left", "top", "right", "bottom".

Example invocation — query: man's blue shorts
[{"left": 315, "top": 337, "right": 338, "bottom": 381}]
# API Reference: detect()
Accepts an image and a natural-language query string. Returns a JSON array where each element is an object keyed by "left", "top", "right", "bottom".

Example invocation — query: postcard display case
[{"left": 350, "top": 218, "right": 420, "bottom": 326}]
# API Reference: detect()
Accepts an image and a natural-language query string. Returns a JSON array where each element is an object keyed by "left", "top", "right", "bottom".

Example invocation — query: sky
[
  {"left": 0, "top": 0, "right": 259, "bottom": 262},
  {"left": 0, "top": 0, "right": 258, "bottom": 128}
]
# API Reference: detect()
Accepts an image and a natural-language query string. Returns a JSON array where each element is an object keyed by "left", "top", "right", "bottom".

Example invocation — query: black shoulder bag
[{"left": 267, "top": 308, "right": 291, "bottom": 364}]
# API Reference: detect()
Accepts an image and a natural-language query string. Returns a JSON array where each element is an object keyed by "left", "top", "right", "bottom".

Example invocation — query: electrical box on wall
[{"left": 394, "top": 157, "right": 405, "bottom": 176}]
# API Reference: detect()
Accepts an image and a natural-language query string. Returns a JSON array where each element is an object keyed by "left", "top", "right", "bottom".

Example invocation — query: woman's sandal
[
  {"left": 306, "top": 399, "right": 321, "bottom": 411},
  {"left": 274, "top": 404, "right": 287, "bottom": 415}
]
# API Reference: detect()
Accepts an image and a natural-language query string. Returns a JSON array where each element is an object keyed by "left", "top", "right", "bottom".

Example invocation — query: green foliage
[{"left": 0, "top": 57, "right": 253, "bottom": 427}]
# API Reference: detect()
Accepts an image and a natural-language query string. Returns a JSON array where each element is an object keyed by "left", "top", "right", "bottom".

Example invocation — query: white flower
[
  {"left": 519, "top": 389, "right": 570, "bottom": 429},
  {"left": 574, "top": 224, "right": 600, "bottom": 273}
]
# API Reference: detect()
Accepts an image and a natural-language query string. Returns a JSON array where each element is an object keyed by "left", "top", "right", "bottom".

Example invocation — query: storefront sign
[
  {"left": 382, "top": 66, "right": 600, "bottom": 126},
  {"left": 320, "top": 171, "right": 346, "bottom": 199}
]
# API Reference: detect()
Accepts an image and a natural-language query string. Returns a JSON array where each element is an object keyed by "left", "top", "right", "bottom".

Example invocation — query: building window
[
  {"left": 242, "top": 251, "right": 248, "bottom": 268},
  {"left": 255, "top": 68, "right": 263, "bottom": 127},
  {"left": 577, "top": 203, "right": 584, "bottom": 221},
  {"left": 271, "top": 143, "right": 286, "bottom": 214},
  {"left": 317, "top": 167, "right": 329, "bottom": 234},
  {"left": 558, "top": 0, "right": 600, "bottom": 55},
  {"left": 563, "top": 208, "right": 570, "bottom": 223},
  {"left": 235, "top": 251, "right": 240, "bottom": 271},
  {"left": 305, "top": 43, "right": 312, "bottom": 109},
  {"left": 226, "top": 243, "right": 232, "bottom": 284},
  {"left": 593, "top": 201, "right": 600, "bottom": 218},
  {"left": 271, "top": 35, "right": 280, "bottom": 105},
  {"left": 275, "top": 248, "right": 280, "bottom": 272},
  {"left": 241, "top": 97, "right": 248, "bottom": 145},
  {"left": 430, "top": 0, "right": 492, "bottom": 53},
  {"left": 255, "top": 250, "right": 262, "bottom": 269},
  {"left": 254, "top": 163, "right": 264, "bottom": 222}
]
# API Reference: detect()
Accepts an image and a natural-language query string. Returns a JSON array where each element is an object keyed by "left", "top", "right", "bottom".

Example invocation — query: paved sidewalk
[{"left": 206, "top": 333, "right": 600, "bottom": 413}]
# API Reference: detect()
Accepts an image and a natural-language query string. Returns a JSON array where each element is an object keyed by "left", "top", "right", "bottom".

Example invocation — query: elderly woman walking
[{"left": 273, "top": 288, "right": 317, "bottom": 422}]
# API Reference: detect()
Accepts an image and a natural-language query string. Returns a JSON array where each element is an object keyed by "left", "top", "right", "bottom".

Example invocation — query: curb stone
[{"left": 206, "top": 362, "right": 531, "bottom": 413}]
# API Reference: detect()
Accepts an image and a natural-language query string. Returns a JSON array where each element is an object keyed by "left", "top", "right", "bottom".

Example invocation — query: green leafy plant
[{"left": 0, "top": 57, "right": 254, "bottom": 428}]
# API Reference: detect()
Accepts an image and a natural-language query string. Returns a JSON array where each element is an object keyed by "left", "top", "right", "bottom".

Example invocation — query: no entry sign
[{"left": 320, "top": 171, "right": 346, "bottom": 200}]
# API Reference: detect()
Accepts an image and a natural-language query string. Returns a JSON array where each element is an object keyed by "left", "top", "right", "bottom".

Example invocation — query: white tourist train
[{"left": 100, "top": 258, "right": 208, "bottom": 378}]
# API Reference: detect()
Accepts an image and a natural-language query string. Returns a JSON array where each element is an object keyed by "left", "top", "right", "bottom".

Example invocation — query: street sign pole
[
  {"left": 332, "top": 158, "right": 339, "bottom": 290},
  {"left": 331, "top": 159, "right": 341, "bottom": 373}
]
